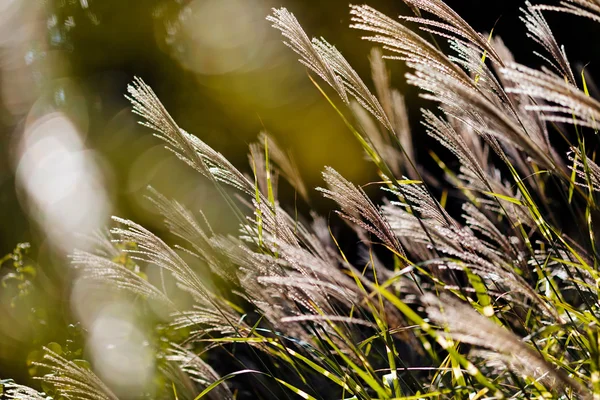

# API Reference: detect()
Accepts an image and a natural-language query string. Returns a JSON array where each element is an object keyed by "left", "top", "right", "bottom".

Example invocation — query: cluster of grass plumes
[{"left": 4, "top": 0, "right": 600, "bottom": 399}]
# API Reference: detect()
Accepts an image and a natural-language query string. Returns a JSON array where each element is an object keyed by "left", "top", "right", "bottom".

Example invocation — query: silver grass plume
[
  {"left": 109, "top": 216, "right": 242, "bottom": 337},
  {"left": 388, "top": 180, "right": 453, "bottom": 230},
  {"left": 71, "top": 248, "right": 174, "bottom": 307},
  {"left": 127, "top": 78, "right": 255, "bottom": 196},
  {"left": 421, "top": 109, "right": 487, "bottom": 186},
  {"left": 237, "top": 235, "right": 357, "bottom": 314},
  {"left": 447, "top": 35, "right": 553, "bottom": 176},
  {"left": 421, "top": 109, "right": 536, "bottom": 228},
  {"left": 318, "top": 166, "right": 405, "bottom": 257},
  {"left": 266, "top": 8, "right": 347, "bottom": 103},
  {"left": 311, "top": 38, "right": 393, "bottom": 130},
  {"left": 280, "top": 211, "right": 337, "bottom": 263},
  {"left": 350, "top": 5, "right": 468, "bottom": 88},
  {"left": 231, "top": 215, "right": 412, "bottom": 344},
  {"left": 110, "top": 216, "right": 211, "bottom": 302},
  {"left": 166, "top": 344, "right": 233, "bottom": 400},
  {"left": 446, "top": 115, "right": 489, "bottom": 175},
  {"left": 490, "top": 36, "right": 562, "bottom": 178},
  {"left": 461, "top": 202, "right": 517, "bottom": 260},
  {"left": 423, "top": 293, "right": 591, "bottom": 399},
  {"left": 521, "top": 2, "right": 576, "bottom": 85},
  {"left": 126, "top": 80, "right": 332, "bottom": 300},
  {"left": 146, "top": 187, "right": 236, "bottom": 282},
  {"left": 1, "top": 381, "right": 48, "bottom": 400},
  {"left": 462, "top": 166, "right": 536, "bottom": 228},
  {"left": 361, "top": 4, "right": 561, "bottom": 174},
  {"left": 384, "top": 209, "right": 541, "bottom": 308},
  {"left": 445, "top": 37, "right": 547, "bottom": 175},
  {"left": 350, "top": 5, "right": 560, "bottom": 171},
  {"left": 268, "top": 8, "right": 394, "bottom": 132},
  {"left": 34, "top": 347, "right": 118, "bottom": 400},
  {"left": 446, "top": 39, "right": 513, "bottom": 110},
  {"left": 245, "top": 200, "right": 301, "bottom": 247},
  {"left": 397, "top": 0, "right": 504, "bottom": 66},
  {"left": 501, "top": 62, "right": 600, "bottom": 129},
  {"left": 207, "top": 217, "right": 350, "bottom": 342},
  {"left": 568, "top": 149, "right": 600, "bottom": 192},
  {"left": 225, "top": 241, "right": 351, "bottom": 345},
  {"left": 279, "top": 315, "right": 377, "bottom": 331},
  {"left": 534, "top": 0, "right": 600, "bottom": 23},
  {"left": 126, "top": 77, "right": 208, "bottom": 176},
  {"left": 169, "top": 305, "right": 243, "bottom": 338},
  {"left": 382, "top": 183, "right": 555, "bottom": 318},
  {"left": 406, "top": 63, "right": 559, "bottom": 171}
]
